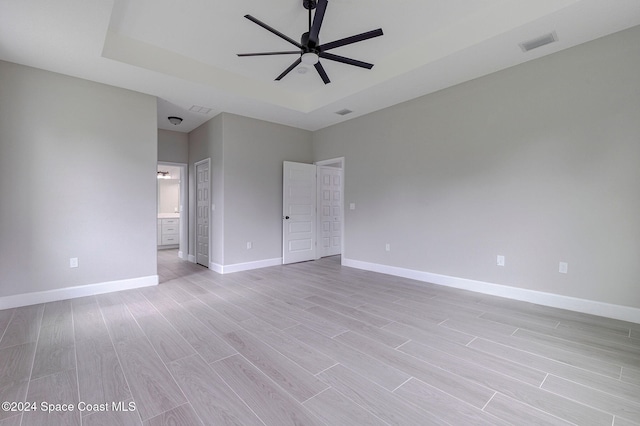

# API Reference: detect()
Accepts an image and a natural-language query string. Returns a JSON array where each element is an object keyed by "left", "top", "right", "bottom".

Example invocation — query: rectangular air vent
[
  {"left": 335, "top": 109, "right": 353, "bottom": 116},
  {"left": 519, "top": 32, "right": 558, "bottom": 52},
  {"left": 189, "top": 105, "right": 212, "bottom": 114}
]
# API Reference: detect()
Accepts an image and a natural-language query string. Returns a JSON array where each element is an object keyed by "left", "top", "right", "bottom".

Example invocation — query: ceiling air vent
[
  {"left": 335, "top": 109, "right": 353, "bottom": 116},
  {"left": 189, "top": 105, "right": 212, "bottom": 114},
  {"left": 519, "top": 32, "right": 558, "bottom": 52}
]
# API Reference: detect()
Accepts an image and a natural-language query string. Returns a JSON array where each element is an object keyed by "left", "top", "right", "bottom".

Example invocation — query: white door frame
[
  {"left": 315, "top": 157, "right": 345, "bottom": 260},
  {"left": 194, "top": 158, "right": 211, "bottom": 268},
  {"left": 158, "top": 161, "right": 188, "bottom": 260}
]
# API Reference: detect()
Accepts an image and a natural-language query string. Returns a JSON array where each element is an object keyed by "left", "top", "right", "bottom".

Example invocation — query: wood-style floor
[{"left": 1, "top": 251, "right": 639, "bottom": 425}]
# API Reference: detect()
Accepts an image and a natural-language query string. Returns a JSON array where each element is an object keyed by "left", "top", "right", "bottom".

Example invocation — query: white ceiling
[{"left": 1, "top": 0, "right": 639, "bottom": 133}]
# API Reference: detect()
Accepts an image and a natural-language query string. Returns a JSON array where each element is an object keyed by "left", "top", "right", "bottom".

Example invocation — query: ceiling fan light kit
[
  {"left": 238, "top": 0, "right": 383, "bottom": 84},
  {"left": 301, "top": 52, "right": 319, "bottom": 65}
]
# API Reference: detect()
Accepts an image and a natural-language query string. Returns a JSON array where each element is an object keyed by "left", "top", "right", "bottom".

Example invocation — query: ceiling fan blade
[
  {"left": 275, "top": 58, "right": 302, "bottom": 81},
  {"left": 309, "top": 0, "right": 328, "bottom": 45},
  {"left": 237, "top": 51, "right": 300, "bottom": 57},
  {"left": 319, "top": 28, "right": 383, "bottom": 51},
  {"left": 319, "top": 52, "right": 374, "bottom": 69},
  {"left": 314, "top": 62, "right": 331, "bottom": 84},
  {"left": 244, "top": 15, "right": 303, "bottom": 49}
]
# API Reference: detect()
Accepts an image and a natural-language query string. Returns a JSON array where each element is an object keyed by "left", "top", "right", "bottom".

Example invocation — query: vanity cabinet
[{"left": 158, "top": 217, "right": 179, "bottom": 247}]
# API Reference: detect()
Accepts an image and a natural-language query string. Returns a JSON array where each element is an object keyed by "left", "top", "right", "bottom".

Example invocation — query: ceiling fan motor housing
[{"left": 301, "top": 32, "right": 319, "bottom": 52}]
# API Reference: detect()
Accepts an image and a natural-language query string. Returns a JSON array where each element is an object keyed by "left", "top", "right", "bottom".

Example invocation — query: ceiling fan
[{"left": 237, "top": 0, "right": 383, "bottom": 84}]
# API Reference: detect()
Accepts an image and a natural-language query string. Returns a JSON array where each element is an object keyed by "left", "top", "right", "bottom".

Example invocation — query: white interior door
[
  {"left": 318, "top": 166, "right": 343, "bottom": 257},
  {"left": 195, "top": 159, "right": 210, "bottom": 267},
  {"left": 283, "top": 161, "right": 316, "bottom": 264}
]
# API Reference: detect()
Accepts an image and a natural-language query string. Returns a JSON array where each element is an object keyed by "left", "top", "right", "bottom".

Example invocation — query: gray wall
[
  {"left": 0, "top": 60, "right": 158, "bottom": 298},
  {"left": 158, "top": 129, "right": 188, "bottom": 163},
  {"left": 312, "top": 26, "right": 640, "bottom": 309},
  {"left": 222, "top": 113, "right": 313, "bottom": 265},
  {"left": 188, "top": 113, "right": 312, "bottom": 267}
]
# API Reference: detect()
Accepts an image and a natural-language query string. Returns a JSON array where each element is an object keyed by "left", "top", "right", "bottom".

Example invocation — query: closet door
[{"left": 195, "top": 159, "right": 210, "bottom": 267}]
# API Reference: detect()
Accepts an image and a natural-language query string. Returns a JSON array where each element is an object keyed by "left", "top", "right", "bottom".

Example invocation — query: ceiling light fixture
[
  {"left": 157, "top": 171, "right": 171, "bottom": 179},
  {"left": 301, "top": 52, "right": 319, "bottom": 65},
  {"left": 168, "top": 116, "right": 183, "bottom": 125}
]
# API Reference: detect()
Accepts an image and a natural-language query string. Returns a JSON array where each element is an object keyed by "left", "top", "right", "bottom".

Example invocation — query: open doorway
[{"left": 157, "top": 162, "right": 187, "bottom": 259}]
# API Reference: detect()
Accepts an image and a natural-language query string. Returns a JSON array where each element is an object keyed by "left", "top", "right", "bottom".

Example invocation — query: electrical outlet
[
  {"left": 69, "top": 257, "right": 79, "bottom": 268},
  {"left": 349, "top": 203, "right": 356, "bottom": 210},
  {"left": 497, "top": 255, "right": 505, "bottom": 266},
  {"left": 385, "top": 243, "right": 391, "bottom": 252},
  {"left": 246, "top": 241, "right": 252, "bottom": 250},
  {"left": 559, "top": 262, "right": 568, "bottom": 274}
]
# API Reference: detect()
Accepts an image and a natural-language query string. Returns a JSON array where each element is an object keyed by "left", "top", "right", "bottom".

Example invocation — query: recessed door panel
[
  {"left": 289, "top": 239, "right": 313, "bottom": 252},
  {"left": 289, "top": 221, "right": 312, "bottom": 233}
]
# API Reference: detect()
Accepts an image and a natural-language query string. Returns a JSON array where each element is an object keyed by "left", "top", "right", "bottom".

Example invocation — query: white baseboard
[
  {"left": 209, "top": 262, "right": 223, "bottom": 274},
  {"left": 0, "top": 275, "right": 158, "bottom": 310},
  {"left": 210, "top": 257, "right": 282, "bottom": 274},
  {"left": 342, "top": 258, "right": 640, "bottom": 324},
  {"left": 187, "top": 254, "right": 196, "bottom": 263}
]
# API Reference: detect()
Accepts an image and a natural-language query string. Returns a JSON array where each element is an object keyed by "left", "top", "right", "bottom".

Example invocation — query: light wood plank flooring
[{"left": 1, "top": 249, "right": 639, "bottom": 425}]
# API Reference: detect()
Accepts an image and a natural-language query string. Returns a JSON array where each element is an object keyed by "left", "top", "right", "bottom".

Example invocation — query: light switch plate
[
  {"left": 497, "top": 255, "right": 505, "bottom": 266},
  {"left": 70, "top": 257, "right": 79, "bottom": 268},
  {"left": 349, "top": 203, "right": 356, "bottom": 210}
]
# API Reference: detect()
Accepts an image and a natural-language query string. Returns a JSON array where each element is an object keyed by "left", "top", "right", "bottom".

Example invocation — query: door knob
[{"left": 284, "top": 216, "right": 290, "bottom": 219}]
